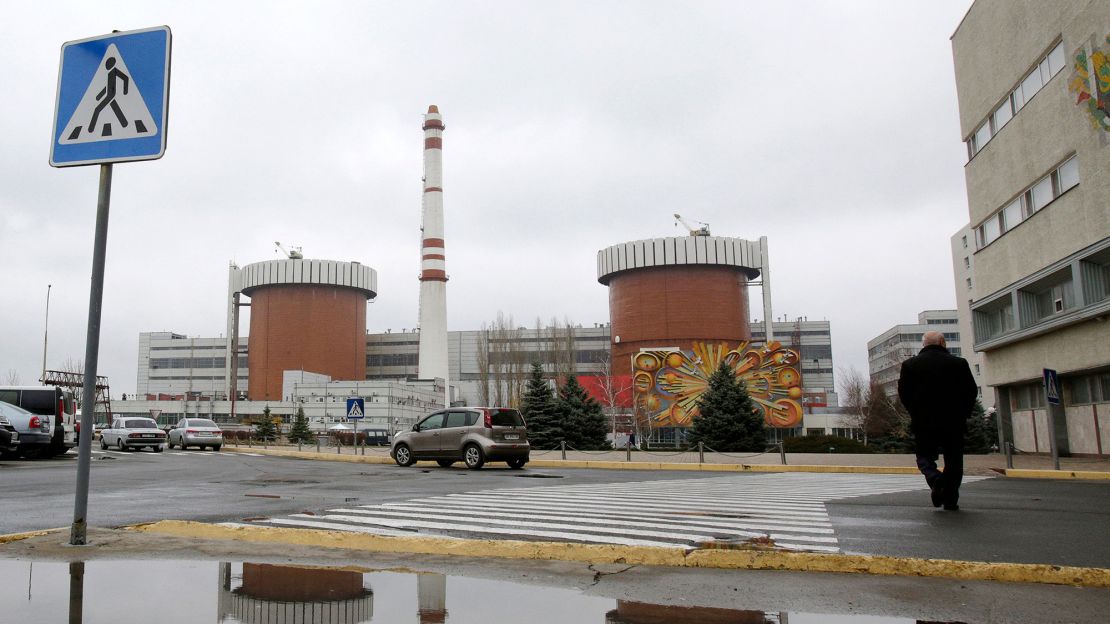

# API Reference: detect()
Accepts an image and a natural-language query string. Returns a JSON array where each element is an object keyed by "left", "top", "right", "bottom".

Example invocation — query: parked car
[
  {"left": 0, "top": 411, "right": 19, "bottom": 456},
  {"left": 391, "top": 407, "right": 529, "bottom": 470},
  {"left": 166, "top": 418, "right": 223, "bottom": 451},
  {"left": 0, "top": 400, "right": 55, "bottom": 459},
  {"left": 100, "top": 417, "right": 166, "bottom": 452},
  {"left": 0, "top": 386, "right": 77, "bottom": 456}
]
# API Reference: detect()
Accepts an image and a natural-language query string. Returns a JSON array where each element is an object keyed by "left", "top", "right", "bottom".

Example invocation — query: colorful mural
[
  {"left": 1069, "top": 35, "right": 1110, "bottom": 131},
  {"left": 632, "top": 340, "right": 803, "bottom": 429}
]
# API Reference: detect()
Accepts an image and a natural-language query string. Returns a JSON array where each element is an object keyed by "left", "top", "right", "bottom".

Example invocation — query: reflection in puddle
[{"left": 0, "top": 558, "right": 966, "bottom": 624}]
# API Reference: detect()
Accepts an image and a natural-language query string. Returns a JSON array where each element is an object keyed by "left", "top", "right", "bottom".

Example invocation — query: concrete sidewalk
[{"left": 227, "top": 442, "right": 1110, "bottom": 477}]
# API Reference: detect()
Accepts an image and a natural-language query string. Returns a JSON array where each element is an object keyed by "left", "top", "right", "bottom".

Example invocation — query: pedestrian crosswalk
[
  {"left": 90, "top": 449, "right": 265, "bottom": 458},
  {"left": 245, "top": 472, "right": 989, "bottom": 553}
]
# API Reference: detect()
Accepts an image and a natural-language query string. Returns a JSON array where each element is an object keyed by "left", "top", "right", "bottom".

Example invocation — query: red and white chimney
[{"left": 417, "top": 105, "right": 449, "bottom": 401}]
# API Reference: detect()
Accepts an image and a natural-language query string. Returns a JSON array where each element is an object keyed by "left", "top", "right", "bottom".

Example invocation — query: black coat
[{"left": 897, "top": 344, "right": 978, "bottom": 437}]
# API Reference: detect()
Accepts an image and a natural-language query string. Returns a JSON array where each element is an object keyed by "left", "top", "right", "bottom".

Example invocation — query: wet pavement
[{"left": 0, "top": 557, "right": 1058, "bottom": 623}]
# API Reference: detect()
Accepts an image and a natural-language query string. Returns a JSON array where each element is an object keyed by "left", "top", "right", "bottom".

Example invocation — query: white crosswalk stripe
[{"left": 250, "top": 472, "right": 990, "bottom": 552}]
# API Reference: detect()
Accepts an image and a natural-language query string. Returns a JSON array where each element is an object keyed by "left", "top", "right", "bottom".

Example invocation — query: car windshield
[
  {"left": 124, "top": 419, "right": 159, "bottom": 429},
  {"left": 489, "top": 409, "right": 524, "bottom": 427},
  {"left": 186, "top": 419, "right": 218, "bottom": 428},
  {"left": 17, "top": 389, "right": 57, "bottom": 415}
]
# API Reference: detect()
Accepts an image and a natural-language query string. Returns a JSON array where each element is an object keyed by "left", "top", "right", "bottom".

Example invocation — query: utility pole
[{"left": 41, "top": 284, "right": 51, "bottom": 382}]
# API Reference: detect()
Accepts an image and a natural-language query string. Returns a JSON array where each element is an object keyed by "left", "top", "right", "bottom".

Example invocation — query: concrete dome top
[
  {"left": 597, "top": 235, "right": 765, "bottom": 284},
  {"left": 235, "top": 258, "right": 377, "bottom": 299}
]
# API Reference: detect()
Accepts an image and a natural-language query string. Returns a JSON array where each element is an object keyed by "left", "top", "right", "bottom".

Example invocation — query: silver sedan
[
  {"left": 100, "top": 417, "right": 166, "bottom": 452},
  {"left": 167, "top": 418, "right": 224, "bottom": 451}
]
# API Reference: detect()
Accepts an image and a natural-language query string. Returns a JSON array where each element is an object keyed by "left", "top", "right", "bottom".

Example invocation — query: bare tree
[
  {"left": 476, "top": 327, "right": 491, "bottom": 405},
  {"left": 5, "top": 369, "right": 21, "bottom": 385},
  {"left": 839, "top": 366, "right": 872, "bottom": 445},
  {"left": 62, "top": 357, "right": 84, "bottom": 376},
  {"left": 593, "top": 349, "right": 636, "bottom": 445}
]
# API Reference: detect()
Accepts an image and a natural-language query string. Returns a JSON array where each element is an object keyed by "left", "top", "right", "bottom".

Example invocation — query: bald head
[{"left": 923, "top": 331, "right": 946, "bottom": 348}]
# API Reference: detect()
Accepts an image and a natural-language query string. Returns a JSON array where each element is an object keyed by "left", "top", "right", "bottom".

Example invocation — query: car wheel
[
  {"left": 463, "top": 444, "right": 485, "bottom": 470},
  {"left": 394, "top": 444, "right": 415, "bottom": 467},
  {"left": 436, "top": 459, "right": 455, "bottom": 468},
  {"left": 100, "top": 438, "right": 108, "bottom": 450},
  {"left": 180, "top": 440, "right": 188, "bottom": 451},
  {"left": 117, "top": 439, "right": 126, "bottom": 451},
  {"left": 507, "top": 458, "right": 526, "bottom": 469},
  {"left": 153, "top": 445, "right": 163, "bottom": 453},
  {"left": 213, "top": 445, "right": 221, "bottom": 452}
]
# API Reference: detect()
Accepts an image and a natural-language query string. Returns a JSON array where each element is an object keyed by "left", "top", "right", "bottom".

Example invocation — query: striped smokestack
[{"left": 417, "top": 105, "right": 449, "bottom": 395}]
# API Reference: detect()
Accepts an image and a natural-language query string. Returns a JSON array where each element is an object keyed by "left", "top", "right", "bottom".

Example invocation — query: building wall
[
  {"left": 866, "top": 311, "right": 964, "bottom": 397},
  {"left": 950, "top": 227, "right": 994, "bottom": 406},
  {"left": 607, "top": 265, "right": 752, "bottom": 376},
  {"left": 247, "top": 285, "right": 367, "bottom": 401},
  {"left": 954, "top": 0, "right": 1110, "bottom": 456}
]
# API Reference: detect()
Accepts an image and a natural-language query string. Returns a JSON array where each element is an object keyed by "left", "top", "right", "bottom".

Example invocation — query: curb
[
  {"left": 130, "top": 520, "right": 1110, "bottom": 588},
  {"left": 0, "top": 528, "right": 64, "bottom": 545},
  {"left": 1001, "top": 468, "right": 1110, "bottom": 480},
  {"left": 223, "top": 447, "right": 922, "bottom": 475}
]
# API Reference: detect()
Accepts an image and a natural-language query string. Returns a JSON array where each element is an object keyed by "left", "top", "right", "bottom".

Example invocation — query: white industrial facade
[
  {"left": 953, "top": 0, "right": 1110, "bottom": 456},
  {"left": 866, "top": 311, "right": 966, "bottom": 398}
]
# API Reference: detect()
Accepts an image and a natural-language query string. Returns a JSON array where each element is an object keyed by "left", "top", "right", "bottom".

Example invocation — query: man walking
[{"left": 897, "top": 331, "right": 978, "bottom": 510}]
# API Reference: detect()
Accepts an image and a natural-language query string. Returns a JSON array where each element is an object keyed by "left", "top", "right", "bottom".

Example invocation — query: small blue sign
[
  {"left": 346, "top": 398, "right": 365, "bottom": 420},
  {"left": 1043, "top": 368, "right": 1061, "bottom": 406},
  {"left": 50, "top": 26, "right": 171, "bottom": 167}
]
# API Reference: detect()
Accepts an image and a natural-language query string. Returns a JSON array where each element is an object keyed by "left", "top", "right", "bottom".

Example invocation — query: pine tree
[
  {"left": 254, "top": 406, "right": 278, "bottom": 442},
  {"left": 520, "top": 361, "right": 562, "bottom": 450},
  {"left": 964, "top": 399, "right": 996, "bottom": 453},
  {"left": 287, "top": 407, "right": 313, "bottom": 444},
  {"left": 556, "top": 374, "right": 611, "bottom": 450},
  {"left": 685, "top": 362, "right": 767, "bottom": 452}
]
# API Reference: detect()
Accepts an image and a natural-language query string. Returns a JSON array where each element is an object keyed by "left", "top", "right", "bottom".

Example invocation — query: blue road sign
[
  {"left": 50, "top": 26, "right": 171, "bottom": 167},
  {"left": 1043, "top": 368, "right": 1062, "bottom": 406},
  {"left": 346, "top": 398, "right": 365, "bottom": 420}
]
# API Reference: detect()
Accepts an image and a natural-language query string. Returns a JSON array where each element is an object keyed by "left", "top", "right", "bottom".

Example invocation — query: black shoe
[
  {"left": 930, "top": 485, "right": 945, "bottom": 508},
  {"left": 943, "top": 502, "right": 959, "bottom": 511}
]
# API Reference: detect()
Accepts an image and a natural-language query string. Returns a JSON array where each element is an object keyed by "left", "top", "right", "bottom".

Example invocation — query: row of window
[
  {"left": 867, "top": 333, "right": 960, "bottom": 357},
  {"left": 976, "top": 156, "right": 1079, "bottom": 249},
  {"left": 967, "top": 41, "right": 1065, "bottom": 158},
  {"left": 150, "top": 357, "right": 247, "bottom": 369},
  {"left": 1011, "top": 372, "right": 1110, "bottom": 409}
]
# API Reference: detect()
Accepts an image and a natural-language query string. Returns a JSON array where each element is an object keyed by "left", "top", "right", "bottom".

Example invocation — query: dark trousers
[{"left": 915, "top": 432, "right": 964, "bottom": 504}]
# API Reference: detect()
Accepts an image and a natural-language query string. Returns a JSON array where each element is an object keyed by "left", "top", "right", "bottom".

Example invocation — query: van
[{"left": 0, "top": 386, "right": 78, "bottom": 457}]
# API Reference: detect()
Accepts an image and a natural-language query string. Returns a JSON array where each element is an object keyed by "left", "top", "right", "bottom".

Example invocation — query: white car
[
  {"left": 167, "top": 418, "right": 223, "bottom": 451},
  {"left": 100, "top": 417, "right": 166, "bottom": 452}
]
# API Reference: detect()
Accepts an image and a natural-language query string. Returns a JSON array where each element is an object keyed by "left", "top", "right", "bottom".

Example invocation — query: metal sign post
[
  {"left": 346, "top": 398, "right": 365, "bottom": 455},
  {"left": 1043, "top": 368, "right": 1063, "bottom": 471},
  {"left": 54, "top": 26, "right": 172, "bottom": 546}
]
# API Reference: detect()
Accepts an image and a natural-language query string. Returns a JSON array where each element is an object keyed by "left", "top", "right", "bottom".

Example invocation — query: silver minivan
[{"left": 391, "top": 407, "right": 529, "bottom": 469}]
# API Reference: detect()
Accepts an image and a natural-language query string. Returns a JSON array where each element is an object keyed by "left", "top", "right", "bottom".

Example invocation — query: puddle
[{"left": 0, "top": 559, "right": 969, "bottom": 623}]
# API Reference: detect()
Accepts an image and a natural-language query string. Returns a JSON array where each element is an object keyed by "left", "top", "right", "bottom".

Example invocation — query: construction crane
[
  {"left": 274, "top": 241, "right": 304, "bottom": 259},
  {"left": 673, "top": 214, "right": 711, "bottom": 237}
]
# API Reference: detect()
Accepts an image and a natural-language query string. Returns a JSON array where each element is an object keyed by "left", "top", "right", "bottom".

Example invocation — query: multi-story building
[
  {"left": 952, "top": 0, "right": 1110, "bottom": 456},
  {"left": 950, "top": 226, "right": 992, "bottom": 407},
  {"left": 867, "top": 311, "right": 964, "bottom": 397}
]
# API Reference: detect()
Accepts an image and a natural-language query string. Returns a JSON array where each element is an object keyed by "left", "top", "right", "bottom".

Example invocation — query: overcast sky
[{"left": 1, "top": 1, "right": 975, "bottom": 396}]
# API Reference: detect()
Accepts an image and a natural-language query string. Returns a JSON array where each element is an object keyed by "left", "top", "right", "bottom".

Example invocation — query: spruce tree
[
  {"left": 686, "top": 362, "right": 767, "bottom": 452},
  {"left": 964, "top": 399, "right": 995, "bottom": 453},
  {"left": 254, "top": 406, "right": 278, "bottom": 442},
  {"left": 556, "top": 374, "right": 611, "bottom": 450},
  {"left": 288, "top": 407, "right": 313, "bottom": 444},
  {"left": 520, "top": 361, "right": 561, "bottom": 450}
]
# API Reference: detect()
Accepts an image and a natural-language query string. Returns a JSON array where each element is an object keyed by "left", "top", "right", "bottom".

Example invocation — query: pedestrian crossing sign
[
  {"left": 1043, "top": 368, "right": 1062, "bottom": 405},
  {"left": 346, "top": 398, "right": 365, "bottom": 420},
  {"left": 50, "top": 26, "right": 171, "bottom": 167}
]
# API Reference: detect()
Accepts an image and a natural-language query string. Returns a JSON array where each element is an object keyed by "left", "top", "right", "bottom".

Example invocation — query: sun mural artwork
[{"left": 632, "top": 341, "right": 804, "bottom": 429}]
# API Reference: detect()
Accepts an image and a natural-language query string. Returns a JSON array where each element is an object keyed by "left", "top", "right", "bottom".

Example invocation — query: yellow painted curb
[
  {"left": 0, "top": 528, "right": 64, "bottom": 545},
  {"left": 1002, "top": 469, "right": 1110, "bottom": 480},
  {"left": 131, "top": 520, "right": 1110, "bottom": 588},
  {"left": 225, "top": 447, "right": 921, "bottom": 475}
]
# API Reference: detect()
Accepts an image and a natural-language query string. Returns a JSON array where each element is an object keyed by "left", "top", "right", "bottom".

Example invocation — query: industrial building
[
  {"left": 952, "top": 0, "right": 1110, "bottom": 456},
  {"left": 866, "top": 311, "right": 966, "bottom": 397}
]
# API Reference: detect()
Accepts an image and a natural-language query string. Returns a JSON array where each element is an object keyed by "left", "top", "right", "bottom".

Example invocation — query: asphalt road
[{"left": 3, "top": 449, "right": 1108, "bottom": 570}]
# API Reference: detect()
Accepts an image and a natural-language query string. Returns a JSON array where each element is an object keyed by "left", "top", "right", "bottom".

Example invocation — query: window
[
  {"left": 974, "top": 364, "right": 981, "bottom": 374},
  {"left": 1065, "top": 377, "right": 1092, "bottom": 404},
  {"left": 973, "top": 297, "right": 1014, "bottom": 341},
  {"left": 966, "top": 278, "right": 973, "bottom": 290},
  {"left": 443, "top": 411, "right": 468, "bottom": 428},
  {"left": 1030, "top": 176, "right": 1054, "bottom": 212},
  {"left": 991, "top": 96, "right": 1014, "bottom": 132},
  {"left": 971, "top": 123, "right": 992, "bottom": 155},
  {"left": 962, "top": 235, "right": 968, "bottom": 249},
  {"left": 1012, "top": 384, "right": 1046, "bottom": 410},
  {"left": 964, "top": 257, "right": 970, "bottom": 269},
  {"left": 978, "top": 215, "right": 1001, "bottom": 247},
  {"left": 1001, "top": 199, "right": 1023, "bottom": 231},
  {"left": 1058, "top": 156, "right": 1079, "bottom": 191},
  {"left": 950, "top": 347, "right": 962, "bottom": 356},
  {"left": 1018, "top": 67, "right": 1044, "bottom": 106},
  {"left": 418, "top": 413, "right": 444, "bottom": 430}
]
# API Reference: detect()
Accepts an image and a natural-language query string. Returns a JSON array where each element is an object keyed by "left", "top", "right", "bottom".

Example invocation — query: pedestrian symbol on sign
[
  {"left": 346, "top": 398, "right": 365, "bottom": 420},
  {"left": 58, "top": 44, "right": 157, "bottom": 143}
]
